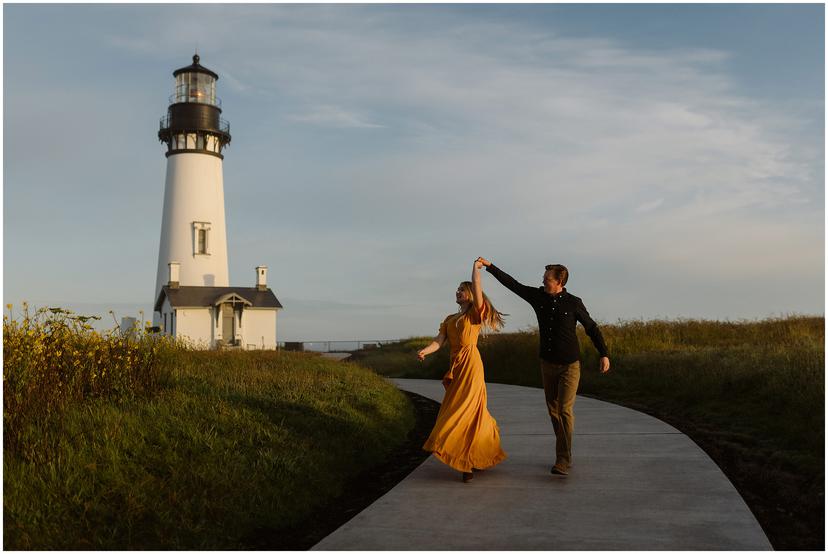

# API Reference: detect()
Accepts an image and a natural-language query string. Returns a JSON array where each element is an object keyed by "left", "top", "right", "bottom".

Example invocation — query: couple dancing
[{"left": 418, "top": 258, "right": 610, "bottom": 482}]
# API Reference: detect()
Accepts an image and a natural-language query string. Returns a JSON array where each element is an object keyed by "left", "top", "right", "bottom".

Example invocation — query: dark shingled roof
[{"left": 155, "top": 286, "right": 283, "bottom": 313}]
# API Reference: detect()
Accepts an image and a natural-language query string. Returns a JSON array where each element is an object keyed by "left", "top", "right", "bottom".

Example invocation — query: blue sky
[{"left": 4, "top": 4, "right": 824, "bottom": 341}]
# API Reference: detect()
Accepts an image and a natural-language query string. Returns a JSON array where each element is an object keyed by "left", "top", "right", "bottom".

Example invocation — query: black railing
[
  {"left": 278, "top": 340, "right": 399, "bottom": 353},
  {"left": 159, "top": 115, "right": 230, "bottom": 134}
]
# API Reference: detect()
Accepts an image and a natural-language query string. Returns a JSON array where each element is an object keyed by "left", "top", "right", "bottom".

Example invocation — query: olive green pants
[{"left": 540, "top": 359, "right": 581, "bottom": 468}]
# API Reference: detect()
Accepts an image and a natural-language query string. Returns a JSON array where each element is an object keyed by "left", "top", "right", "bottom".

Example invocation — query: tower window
[
  {"left": 198, "top": 229, "right": 207, "bottom": 254},
  {"left": 193, "top": 221, "right": 212, "bottom": 256}
]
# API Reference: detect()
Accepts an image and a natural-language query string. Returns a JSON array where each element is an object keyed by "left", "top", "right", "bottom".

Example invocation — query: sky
[{"left": 3, "top": 3, "right": 825, "bottom": 341}]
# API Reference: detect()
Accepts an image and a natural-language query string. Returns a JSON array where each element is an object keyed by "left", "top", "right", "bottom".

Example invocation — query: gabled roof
[{"left": 155, "top": 286, "right": 283, "bottom": 313}]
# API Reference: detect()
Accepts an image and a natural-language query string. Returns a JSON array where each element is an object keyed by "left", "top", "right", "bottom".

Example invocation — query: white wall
[
  {"left": 174, "top": 307, "right": 214, "bottom": 349},
  {"left": 154, "top": 152, "right": 230, "bottom": 323},
  {"left": 241, "top": 308, "right": 278, "bottom": 350}
]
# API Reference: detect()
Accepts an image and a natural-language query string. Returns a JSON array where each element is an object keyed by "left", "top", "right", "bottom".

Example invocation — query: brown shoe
[
  {"left": 462, "top": 472, "right": 474, "bottom": 482},
  {"left": 550, "top": 464, "right": 569, "bottom": 476}
]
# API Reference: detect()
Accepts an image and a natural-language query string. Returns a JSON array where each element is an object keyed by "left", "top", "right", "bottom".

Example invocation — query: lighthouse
[
  {"left": 153, "top": 54, "right": 232, "bottom": 312},
  {"left": 152, "top": 55, "right": 282, "bottom": 348}
]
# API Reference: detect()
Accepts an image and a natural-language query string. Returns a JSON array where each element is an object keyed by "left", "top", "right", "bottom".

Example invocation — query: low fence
[{"left": 278, "top": 340, "right": 400, "bottom": 353}]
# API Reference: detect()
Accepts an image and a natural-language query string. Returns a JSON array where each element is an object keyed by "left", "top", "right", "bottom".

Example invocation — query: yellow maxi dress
[{"left": 422, "top": 304, "right": 507, "bottom": 472}]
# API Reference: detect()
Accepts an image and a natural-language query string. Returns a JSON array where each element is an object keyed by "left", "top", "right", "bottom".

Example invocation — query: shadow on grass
[{"left": 241, "top": 390, "right": 441, "bottom": 550}]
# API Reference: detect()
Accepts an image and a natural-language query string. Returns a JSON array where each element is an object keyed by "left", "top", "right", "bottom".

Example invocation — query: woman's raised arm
[{"left": 472, "top": 259, "right": 485, "bottom": 310}]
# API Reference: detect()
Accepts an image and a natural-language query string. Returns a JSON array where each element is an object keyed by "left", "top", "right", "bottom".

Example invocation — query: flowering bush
[{"left": 3, "top": 303, "right": 180, "bottom": 458}]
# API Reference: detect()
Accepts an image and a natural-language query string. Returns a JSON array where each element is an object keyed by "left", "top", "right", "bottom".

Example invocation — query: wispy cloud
[
  {"left": 104, "top": 34, "right": 158, "bottom": 54},
  {"left": 636, "top": 199, "right": 664, "bottom": 213},
  {"left": 288, "top": 104, "right": 384, "bottom": 128}
]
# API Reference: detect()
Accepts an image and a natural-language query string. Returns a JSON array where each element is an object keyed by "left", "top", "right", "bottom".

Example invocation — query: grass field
[
  {"left": 351, "top": 315, "right": 825, "bottom": 550},
  {"left": 4, "top": 306, "right": 414, "bottom": 549}
]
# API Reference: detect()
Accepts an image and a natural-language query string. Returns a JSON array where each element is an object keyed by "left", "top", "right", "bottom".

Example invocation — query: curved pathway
[{"left": 313, "top": 378, "right": 771, "bottom": 550}]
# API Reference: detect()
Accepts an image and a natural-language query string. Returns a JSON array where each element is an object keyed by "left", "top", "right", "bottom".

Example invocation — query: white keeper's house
[{"left": 152, "top": 55, "right": 282, "bottom": 349}]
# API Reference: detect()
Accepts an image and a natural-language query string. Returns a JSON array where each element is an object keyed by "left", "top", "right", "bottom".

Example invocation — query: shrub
[{"left": 3, "top": 304, "right": 177, "bottom": 460}]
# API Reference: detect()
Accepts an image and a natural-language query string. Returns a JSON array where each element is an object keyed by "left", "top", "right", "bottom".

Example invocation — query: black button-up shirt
[{"left": 486, "top": 264, "right": 609, "bottom": 365}]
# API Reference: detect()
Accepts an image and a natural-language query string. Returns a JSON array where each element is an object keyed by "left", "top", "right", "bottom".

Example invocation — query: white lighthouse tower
[{"left": 153, "top": 54, "right": 232, "bottom": 324}]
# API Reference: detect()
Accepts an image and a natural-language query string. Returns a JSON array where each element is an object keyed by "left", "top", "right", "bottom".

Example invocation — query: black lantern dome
[
  {"left": 173, "top": 54, "right": 219, "bottom": 80},
  {"left": 159, "top": 54, "right": 231, "bottom": 158}
]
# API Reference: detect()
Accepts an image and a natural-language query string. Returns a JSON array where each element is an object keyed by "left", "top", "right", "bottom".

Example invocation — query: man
[{"left": 476, "top": 257, "right": 610, "bottom": 476}]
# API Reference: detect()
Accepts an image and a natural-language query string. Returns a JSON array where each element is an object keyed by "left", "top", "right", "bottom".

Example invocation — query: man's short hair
[{"left": 544, "top": 264, "right": 569, "bottom": 286}]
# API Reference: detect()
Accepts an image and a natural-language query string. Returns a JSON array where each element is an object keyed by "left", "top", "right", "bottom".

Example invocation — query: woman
[{"left": 417, "top": 259, "right": 507, "bottom": 482}]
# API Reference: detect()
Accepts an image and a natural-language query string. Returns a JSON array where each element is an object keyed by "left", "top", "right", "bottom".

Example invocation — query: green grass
[
  {"left": 352, "top": 315, "right": 824, "bottom": 549},
  {"left": 4, "top": 349, "right": 414, "bottom": 549}
]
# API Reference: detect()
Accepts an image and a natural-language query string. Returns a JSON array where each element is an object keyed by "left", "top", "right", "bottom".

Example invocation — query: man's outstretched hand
[
  {"left": 476, "top": 257, "right": 492, "bottom": 267},
  {"left": 600, "top": 357, "right": 611, "bottom": 374}
]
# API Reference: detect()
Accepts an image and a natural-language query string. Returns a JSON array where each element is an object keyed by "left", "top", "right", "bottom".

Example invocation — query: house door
[{"left": 222, "top": 304, "right": 235, "bottom": 343}]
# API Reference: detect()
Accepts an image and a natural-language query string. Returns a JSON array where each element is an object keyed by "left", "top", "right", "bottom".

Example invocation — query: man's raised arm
[{"left": 476, "top": 257, "right": 535, "bottom": 303}]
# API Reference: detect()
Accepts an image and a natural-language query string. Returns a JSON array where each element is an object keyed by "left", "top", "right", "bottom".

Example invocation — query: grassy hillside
[
  {"left": 4, "top": 306, "right": 414, "bottom": 549},
  {"left": 352, "top": 316, "right": 825, "bottom": 550}
]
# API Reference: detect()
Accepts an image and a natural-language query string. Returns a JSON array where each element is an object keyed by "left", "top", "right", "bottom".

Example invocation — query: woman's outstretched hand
[
  {"left": 418, "top": 337, "right": 443, "bottom": 361},
  {"left": 476, "top": 257, "right": 491, "bottom": 268}
]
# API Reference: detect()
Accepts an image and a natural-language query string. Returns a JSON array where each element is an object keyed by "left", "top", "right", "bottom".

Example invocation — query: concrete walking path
[
  {"left": 319, "top": 352, "right": 352, "bottom": 361},
  {"left": 313, "top": 378, "right": 772, "bottom": 550}
]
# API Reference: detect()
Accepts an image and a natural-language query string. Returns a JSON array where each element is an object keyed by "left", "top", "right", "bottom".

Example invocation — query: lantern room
[
  {"left": 159, "top": 54, "right": 230, "bottom": 157},
  {"left": 172, "top": 55, "right": 219, "bottom": 106}
]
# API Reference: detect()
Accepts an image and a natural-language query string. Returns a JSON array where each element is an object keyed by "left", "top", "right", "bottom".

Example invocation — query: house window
[{"left": 193, "top": 222, "right": 211, "bottom": 256}]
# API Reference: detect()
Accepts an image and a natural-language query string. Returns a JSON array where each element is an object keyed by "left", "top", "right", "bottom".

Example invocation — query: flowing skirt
[{"left": 422, "top": 346, "right": 507, "bottom": 472}]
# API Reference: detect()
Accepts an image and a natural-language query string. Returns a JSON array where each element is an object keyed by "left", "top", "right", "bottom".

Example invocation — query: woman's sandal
[{"left": 462, "top": 472, "right": 474, "bottom": 483}]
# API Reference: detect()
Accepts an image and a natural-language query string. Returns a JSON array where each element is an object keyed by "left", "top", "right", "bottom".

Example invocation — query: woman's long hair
[{"left": 456, "top": 281, "right": 506, "bottom": 332}]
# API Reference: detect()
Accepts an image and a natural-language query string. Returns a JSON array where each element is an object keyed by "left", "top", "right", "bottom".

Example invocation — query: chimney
[
  {"left": 256, "top": 265, "right": 267, "bottom": 291},
  {"left": 168, "top": 262, "right": 180, "bottom": 288}
]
